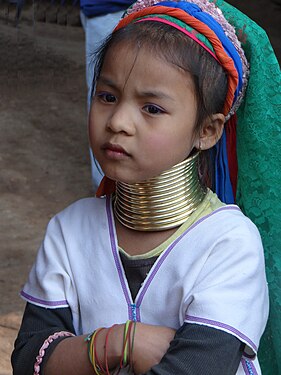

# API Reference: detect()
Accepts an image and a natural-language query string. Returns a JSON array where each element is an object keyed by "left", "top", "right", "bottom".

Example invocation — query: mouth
[{"left": 102, "top": 142, "right": 130, "bottom": 159}]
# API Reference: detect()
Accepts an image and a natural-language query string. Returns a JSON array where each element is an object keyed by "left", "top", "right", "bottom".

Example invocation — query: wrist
[
  {"left": 85, "top": 322, "right": 138, "bottom": 374},
  {"left": 85, "top": 325, "right": 123, "bottom": 373},
  {"left": 106, "top": 324, "right": 124, "bottom": 366}
]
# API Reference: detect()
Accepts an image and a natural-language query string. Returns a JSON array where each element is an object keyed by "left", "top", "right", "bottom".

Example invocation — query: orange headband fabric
[{"left": 115, "top": 5, "right": 238, "bottom": 115}]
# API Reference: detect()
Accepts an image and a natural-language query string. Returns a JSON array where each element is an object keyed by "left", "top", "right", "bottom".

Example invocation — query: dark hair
[{"left": 92, "top": 21, "right": 228, "bottom": 188}]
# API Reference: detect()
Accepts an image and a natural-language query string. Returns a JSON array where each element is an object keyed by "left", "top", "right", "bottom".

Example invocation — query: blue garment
[
  {"left": 215, "top": 132, "right": 234, "bottom": 204},
  {"left": 80, "top": 0, "right": 134, "bottom": 18},
  {"left": 157, "top": 2, "right": 243, "bottom": 100}
]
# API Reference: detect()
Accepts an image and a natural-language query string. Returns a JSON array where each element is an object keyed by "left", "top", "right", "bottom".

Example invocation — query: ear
[{"left": 194, "top": 113, "right": 225, "bottom": 150}]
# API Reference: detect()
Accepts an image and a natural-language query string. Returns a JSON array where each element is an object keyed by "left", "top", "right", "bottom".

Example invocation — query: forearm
[
  {"left": 12, "top": 304, "right": 174, "bottom": 375},
  {"left": 45, "top": 322, "right": 175, "bottom": 375},
  {"left": 44, "top": 335, "right": 94, "bottom": 375},
  {"left": 12, "top": 303, "right": 77, "bottom": 375},
  {"left": 44, "top": 327, "right": 124, "bottom": 375},
  {"left": 143, "top": 323, "right": 244, "bottom": 375}
]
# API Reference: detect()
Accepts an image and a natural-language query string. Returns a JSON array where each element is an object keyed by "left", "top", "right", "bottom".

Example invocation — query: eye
[
  {"left": 96, "top": 92, "right": 117, "bottom": 103},
  {"left": 143, "top": 104, "right": 165, "bottom": 115}
]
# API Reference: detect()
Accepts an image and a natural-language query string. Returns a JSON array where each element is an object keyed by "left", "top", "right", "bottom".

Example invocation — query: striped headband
[{"left": 116, "top": 0, "right": 249, "bottom": 119}]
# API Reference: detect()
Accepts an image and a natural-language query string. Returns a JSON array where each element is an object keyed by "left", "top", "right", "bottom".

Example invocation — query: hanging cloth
[{"left": 213, "top": 1, "right": 281, "bottom": 373}]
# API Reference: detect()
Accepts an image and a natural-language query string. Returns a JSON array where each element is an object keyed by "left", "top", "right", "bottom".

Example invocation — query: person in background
[{"left": 80, "top": 0, "right": 135, "bottom": 191}]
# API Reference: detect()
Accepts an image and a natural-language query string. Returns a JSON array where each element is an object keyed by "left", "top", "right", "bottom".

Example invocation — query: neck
[{"left": 114, "top": 152, "right": 206, "bottom": 231}]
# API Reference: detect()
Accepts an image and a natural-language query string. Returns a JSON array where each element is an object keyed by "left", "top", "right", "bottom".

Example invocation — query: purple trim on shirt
[
  {"left": 135, "top": 205, "right": 241, "bottom": 307},
  {"left": 241, "top": 358, "right": 258, "bottom": 375},
  {"left": 20, "top": 290, "right": 68, "bottom": 307},
  {"left": 106, "top": 196, "right": 133, "bottom": 320},
  {"left": 185, "top": 314, "right": 257, "bottom": 352}
]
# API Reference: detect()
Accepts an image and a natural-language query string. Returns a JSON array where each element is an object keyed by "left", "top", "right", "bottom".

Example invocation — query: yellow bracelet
[
  {"left": 130, "top": 321, "right": 137, "bottom": 370},
  {"left": 85, "top": 328, "right": 104, "bottom": 375},
  {"left": 123, "top": 320, "right": 131, "bottom": 366}
]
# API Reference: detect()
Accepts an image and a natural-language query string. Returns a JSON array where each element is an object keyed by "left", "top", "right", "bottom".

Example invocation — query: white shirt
[{"left": 21, "top": 196, "right": 269, "bottom": 374}]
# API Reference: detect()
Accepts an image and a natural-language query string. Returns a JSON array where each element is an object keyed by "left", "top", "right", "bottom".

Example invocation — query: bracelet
[
  {"left": 129, "top": 322, "right": 137, "bottom": 371},
  {"left": 121, "top": 321, "right": 133, "bottom": 369},
  {"left": 104, "top": 324, "right": 118, "bottom": 375},
  {"left": 122, "top": 320, "right": 131, "bottom": 367},
  {"left": 33, "top": 331, "right": 75, "bottom": 375},
  {"left": 85, "top": 328, "right": 105, "bottom": 375},
  {"left": 85, "top": 322, "right": 137, "bottom": 375},
  {"left": 94, "top": 330, "right": 107, "bottom": 374}
]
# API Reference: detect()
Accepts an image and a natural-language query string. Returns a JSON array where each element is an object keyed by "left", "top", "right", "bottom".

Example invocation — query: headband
[{"left": 121, "top": 0, "right": 249, "bottom": 118}]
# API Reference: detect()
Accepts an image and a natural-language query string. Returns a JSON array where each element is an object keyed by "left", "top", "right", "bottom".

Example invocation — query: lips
[{"left": 102, "top": 142, "right": 130, "bottom": 158}]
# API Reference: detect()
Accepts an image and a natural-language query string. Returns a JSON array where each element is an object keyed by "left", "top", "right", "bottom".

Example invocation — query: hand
[
  {"left": 102, "top": 323, "right": 175, "bottom": 374},
  {"left": 132, "top": 323, "right": 176, "bottom": 374}
]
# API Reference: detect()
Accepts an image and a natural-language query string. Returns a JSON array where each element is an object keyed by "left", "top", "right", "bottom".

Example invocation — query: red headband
[{"left": 115, "top": 5, "right": 238, "bottom": 115}]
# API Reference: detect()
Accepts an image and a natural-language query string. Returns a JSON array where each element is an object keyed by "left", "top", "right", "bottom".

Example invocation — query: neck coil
[{"left": 114, "top": 152, "right": 206, "bottom": 231}]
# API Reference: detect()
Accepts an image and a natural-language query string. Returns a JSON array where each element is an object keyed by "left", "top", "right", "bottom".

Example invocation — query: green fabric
[
  {"left": 213, "top": 1, "right": 281, "bottom": 373},
  {"left": 135, "top": 14, "right": 215, "bottom": 52}
]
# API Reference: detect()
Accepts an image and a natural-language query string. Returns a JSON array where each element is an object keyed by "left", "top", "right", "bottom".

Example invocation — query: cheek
[
  {"left": 143, "top": 133, "right": 178, "bottom": 167},
  {"left": 145, "top": 128, "right": 195, "bottom": 165},
  {"left": 88, "top": 104, "right": 101, "bottom": 134},
  {"left": 88, "top": 116, "right": 95, "bottom": 144},
  {"left": 145, "top": 133, "right": 168, "bottom": 152},
  {"left": 88, "top": 111, "right": 101, "bottom": 151},
  {"left": 147, "top": 130, "right": 189, "bottom": 152}
]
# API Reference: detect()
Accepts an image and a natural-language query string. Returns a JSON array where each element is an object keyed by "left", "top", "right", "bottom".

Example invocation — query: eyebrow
[
  {"left": 97, "top": 75, "right": 175, "bottom": 101},
  {"left": 137, "top": 90, "right": 175, "bottom": 101},
  {"left": 97, "top": 76, "right": 117, "bottom": 89}
]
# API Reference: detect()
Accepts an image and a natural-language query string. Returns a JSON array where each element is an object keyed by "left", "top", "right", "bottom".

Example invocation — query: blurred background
[{"left": 0, "top": 1, "right": 280, "bottom": 374}]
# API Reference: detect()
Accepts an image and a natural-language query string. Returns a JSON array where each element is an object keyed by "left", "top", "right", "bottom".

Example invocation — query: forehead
[{"left": 99, "top": 41, "right": 195, "bottom": 94}]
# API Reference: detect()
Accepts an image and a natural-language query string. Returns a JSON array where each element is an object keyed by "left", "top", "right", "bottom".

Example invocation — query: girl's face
[{"left": 89, "top": 43, "right": 200, "bottom": 184}]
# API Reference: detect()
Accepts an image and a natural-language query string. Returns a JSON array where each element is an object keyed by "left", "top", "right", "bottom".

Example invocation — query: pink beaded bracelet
[{"left": 33, "top": 331, "right": 75, "bottom": 375}]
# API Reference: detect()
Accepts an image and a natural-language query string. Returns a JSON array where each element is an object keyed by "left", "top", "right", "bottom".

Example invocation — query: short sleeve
[
  {"left": 21, "top": 215, "right": 76, "bottom": 311},
  {"left": 184, "top": 214, "right": 269, "bottom": 357}
]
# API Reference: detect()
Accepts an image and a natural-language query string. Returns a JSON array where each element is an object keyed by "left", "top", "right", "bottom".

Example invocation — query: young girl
[{"left": 12, "top": 0, "right": 281, "bottom": 374}]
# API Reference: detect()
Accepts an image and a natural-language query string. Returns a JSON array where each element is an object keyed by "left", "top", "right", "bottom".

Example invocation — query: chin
[
  {"left": 109, "top": 174, "right": 142, "bottom": 185},
  {"left": 115, "top": 177, "right": 138, "bottom": 184},
  {"left": 116, "top": 175, "right": 156, "bottom": 185},
  {"left": 105, "top": 168, "right": 160, "bottom": 185}
]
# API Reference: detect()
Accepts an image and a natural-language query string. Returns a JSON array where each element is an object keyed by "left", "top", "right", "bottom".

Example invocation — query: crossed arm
[{"left": 12, "top": 303, "right": 243, "bottom": 375}]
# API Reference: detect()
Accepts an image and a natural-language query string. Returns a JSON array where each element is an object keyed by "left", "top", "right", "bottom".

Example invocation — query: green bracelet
[{"left": 123, "top": 320, "right": 131, "bottom": 366}]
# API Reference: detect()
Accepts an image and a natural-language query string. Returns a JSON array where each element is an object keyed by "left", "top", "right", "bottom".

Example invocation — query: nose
[{"left": 106, "top": 102, "right": 136, "bottom": 136}]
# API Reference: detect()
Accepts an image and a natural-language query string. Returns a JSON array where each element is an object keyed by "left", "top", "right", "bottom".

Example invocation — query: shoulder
[
  {"left": 200, "top": 206, "right": 265, "bottom": 276},
  {"left": 60, "top": 196, "right": 106, "bottom": 212},
  {"left": 54, "top": 196, "right": 107, "bottom": 220},
  {"left": 205, "top": 204, "right": 260, "bottom": 235},
  {"left": 183, "top": 204, "right": 264, "bottom": 270},
  {"left": 191, "top": 204, "right": 261, "bottom": 244},
  {"left": 45, "top": 196, "right": 109, "bottom": 236}
]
